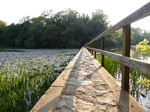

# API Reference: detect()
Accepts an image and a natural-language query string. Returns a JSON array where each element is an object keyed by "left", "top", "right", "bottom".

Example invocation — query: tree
[
  {"left": 142, "top": 30, "right": 150, "bottom": 42},
  {"left": 131, "top": 28, "right": 144, "bottom": 45},
  {"left": 24, "top": 16, "right": 46, "bottom": 48},
  {"left": 0, "top": 20, "right": 6, "bottom": 44},
  {"left": 1, "top": 9, "right": 128, "bottom": 49},
  {"left": 19, "top": 16, "right": 30, "bottom": 24},
  {"left": 3, "top": 23, "right": 21, "bottom": 46},
  {"left": 90, "top": 10, "right": 109, "bottom": 36}
]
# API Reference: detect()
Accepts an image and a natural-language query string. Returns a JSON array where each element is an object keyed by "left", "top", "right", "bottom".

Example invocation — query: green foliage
[
  {"left": 0, "top": 9, "right": 109, "bottom": 48},
  {"left": 0, "top": 9, "right": 150, "bottom": 49},
  {"left": 131, "top": 28, "right": 143, "bottom": 45},
  {"left": 96, "top": 54, "right": 121, "bottom": 77},
  {"left": 138, "top": 78, "right": 150, "bottom": 88},
  {"left": 136, "top": 39, "right": 150, "bottom": 53},
  {"left": 131, "top": 28, "right": 150, "bottom": 45},
  {"left": 105, "top": 29, "right": 123, "bottom": 48},
  {"left": 0, "top": 20, "right": 6, "bottom": 28},
  {"left": 3, "top": 24, "right": 22, "bottom": 46},
  {"left": 0, "top": 20, "right": 6, "bottom": 44}
]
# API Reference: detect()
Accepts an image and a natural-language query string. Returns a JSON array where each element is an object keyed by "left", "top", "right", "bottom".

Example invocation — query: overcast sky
[{"left": 0, "top": 0, "right": 150, "bottom": 30}]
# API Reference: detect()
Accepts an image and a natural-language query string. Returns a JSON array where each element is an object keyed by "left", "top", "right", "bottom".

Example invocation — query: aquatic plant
[{"left": 0, "top": 49, "right": 78, "bottom": 111}]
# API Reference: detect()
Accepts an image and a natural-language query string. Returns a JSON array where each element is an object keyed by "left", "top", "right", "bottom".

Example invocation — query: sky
[{"left": 0, "top": 0, "right": 150, "bottom": 31}]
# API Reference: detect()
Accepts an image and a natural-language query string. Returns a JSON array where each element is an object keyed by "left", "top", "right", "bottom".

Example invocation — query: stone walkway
[
  {"left": 53, "top": 48, "right": 121, "bottom": 112},
  {"left": 31, "top": 47, "right": 145, "bottom": 112}
]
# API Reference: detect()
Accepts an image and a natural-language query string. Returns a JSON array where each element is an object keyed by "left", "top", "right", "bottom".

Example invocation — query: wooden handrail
[
  {"left": 85, "top": 2, "right": 150, "bottom": 92},
  {"left": 86, "top": 47, "right": 150, "bottom": 76},
  {"left": 86, "top": 2, "right": 150, "bottom": 45}
]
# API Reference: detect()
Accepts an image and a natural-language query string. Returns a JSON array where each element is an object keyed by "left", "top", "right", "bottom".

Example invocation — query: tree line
[{"left": 0, "top": 9, "right": 150, "bottom": 48}]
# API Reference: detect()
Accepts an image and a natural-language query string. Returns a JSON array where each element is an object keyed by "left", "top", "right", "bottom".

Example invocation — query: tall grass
[
  {"left": 0, "top": 56, "right": 70, "bottom": 111},
  {"left": 96, "top": 54, "right": 121, "bottom": 78}
]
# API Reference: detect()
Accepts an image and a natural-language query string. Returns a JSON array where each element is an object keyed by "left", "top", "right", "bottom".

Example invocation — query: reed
[
  {"left": 0, "top": 56, "right": 71, "bottom": 111},
  {"left": 96, "top": 54, "right": 121, "bottom": 77}
]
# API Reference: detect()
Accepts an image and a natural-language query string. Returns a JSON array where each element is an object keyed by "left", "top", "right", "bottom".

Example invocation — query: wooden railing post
[
  {"left": 89, "top": 44, "right": 92, "bottom": 54},
  {"left": 94, "top": 41, "right": 97, "bottom": 59},
  {"left": 101, "top": 37, "right": 105, "bottom": 67},
  {"left": 91, "top": 43, "right": 93, "bottom": 55},
  {"left": 122, "top": 25, "right": 131, "bottom": 92}
]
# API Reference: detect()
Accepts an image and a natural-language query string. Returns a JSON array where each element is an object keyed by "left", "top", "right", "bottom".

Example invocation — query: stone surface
[{"left": 54, "top": 48, "right": 121, "bottom": 112}]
